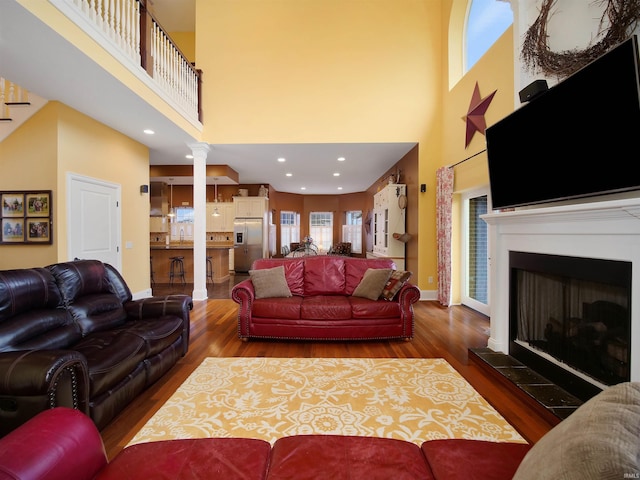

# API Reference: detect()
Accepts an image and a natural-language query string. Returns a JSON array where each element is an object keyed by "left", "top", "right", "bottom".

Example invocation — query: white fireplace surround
[{"left": 482, "top": 196, "right": 640, "bottom": 384}]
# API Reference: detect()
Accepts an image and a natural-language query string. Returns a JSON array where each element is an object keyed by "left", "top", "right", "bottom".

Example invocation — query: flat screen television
[{"left": 486, "top": 35, "right": 640, "bottom": 210}]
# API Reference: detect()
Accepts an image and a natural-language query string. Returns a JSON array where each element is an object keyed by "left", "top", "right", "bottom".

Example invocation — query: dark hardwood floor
[{"left": 100, "top": 275, "right": 556, "bottom": 460}]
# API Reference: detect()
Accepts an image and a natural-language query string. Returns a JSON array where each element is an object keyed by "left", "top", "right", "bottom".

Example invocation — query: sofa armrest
[
  {"left": 124, "top": 294, "right": 193, "bottom": 320},
  {"left": 396, "top": 283, "right": 421, "bottom": 338},
  {"left": 0, "top": 407, "right": 107, "bottom": 480},
  {"left": 0, "top": 350, "right": 90, "bottom": 436},
  {"left": 231, "top": 279, "right": 256, "bottom": 338},
  {"left": 123, "top": 295, "right": 192, "bottom": 355},
  {"left": 397, "top": 282, "right": 421, "bottom": 306}
]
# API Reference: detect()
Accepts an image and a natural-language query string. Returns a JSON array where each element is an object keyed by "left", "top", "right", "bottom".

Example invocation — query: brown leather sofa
[
  {"left": 232, "top": 256, "right": 420, "bottom": 341},
  {"left": 0, "top": 259, "right": 192, "bottom": 436}
]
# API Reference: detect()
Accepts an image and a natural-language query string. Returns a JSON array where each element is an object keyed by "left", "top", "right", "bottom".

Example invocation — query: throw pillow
[
  {"left": 380, "top": 270, "right": 412, "bottom": 300},
  {"left": 249, "top": 266, "right": 292, "bottom": 299},
  {"left": 352, "top": 268, "right": 393, "bottom": 300},
  {"left": 513, "top": 382, "right": 640, "bottom": 480}
]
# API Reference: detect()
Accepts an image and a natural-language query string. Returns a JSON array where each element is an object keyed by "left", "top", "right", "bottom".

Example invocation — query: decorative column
[{"left": 189, "top": 142, "right": 210, "bottom": 301}]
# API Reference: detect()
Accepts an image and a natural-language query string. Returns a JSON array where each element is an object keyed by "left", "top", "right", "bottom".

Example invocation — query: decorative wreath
[{"left": 522, "top": 0, "right": 640, "bottom": 78}]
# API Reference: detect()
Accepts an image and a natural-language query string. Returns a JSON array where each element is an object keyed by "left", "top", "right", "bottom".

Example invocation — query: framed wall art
[{"left": 1, "top": 191, "right": 52, "bottom": 245}]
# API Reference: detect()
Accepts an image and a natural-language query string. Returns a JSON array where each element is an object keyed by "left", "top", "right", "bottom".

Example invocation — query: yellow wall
[
  {"left": 441, "top": 24, "right": 515, "bottom": 302},
  {"left": 196, "top": 0, "right": 443, "bottom": 288},
  {"left": 2, "top": 0, "right": 521, "bottom": 296},
  {"left": 0, "top": 103, "right": 59, "bottom": 268},
  {"left": 170, "top": 32, "right": 196, "bottom": 63},
  {"left": 0, "top": 103, "right": 151, "bottom": 292}
]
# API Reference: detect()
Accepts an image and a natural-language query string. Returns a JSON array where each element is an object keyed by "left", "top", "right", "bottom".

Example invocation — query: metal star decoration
[{"left": 464, "top": 82, "right": 497, "bottom": 148}]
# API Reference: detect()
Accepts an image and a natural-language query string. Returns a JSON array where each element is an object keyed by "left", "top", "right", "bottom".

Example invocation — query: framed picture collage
[{"left": 1, "top": 190, "right": 53, "bottom": 245}]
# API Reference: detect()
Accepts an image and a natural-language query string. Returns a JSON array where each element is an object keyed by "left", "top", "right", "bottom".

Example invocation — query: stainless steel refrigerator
[{"left": 233, "top": 218, "right": 264, "bottom": 272}]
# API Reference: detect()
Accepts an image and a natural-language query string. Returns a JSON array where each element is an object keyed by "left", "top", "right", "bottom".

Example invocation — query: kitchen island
[{"left": 151, "top": 244, "right": 231, "bottom": 284}]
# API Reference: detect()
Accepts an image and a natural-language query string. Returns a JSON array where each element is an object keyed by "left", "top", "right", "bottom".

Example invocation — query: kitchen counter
[{"left": 150, "top": 244, "right": 231, "bottom": 284}]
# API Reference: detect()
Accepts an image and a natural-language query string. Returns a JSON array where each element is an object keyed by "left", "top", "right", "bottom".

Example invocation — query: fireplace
[
  {"left": 482, "top": 196, "right": 640, "bottom": 402},
  {"left": 509, "top": 251, "right": 631, "bottom": 400}
]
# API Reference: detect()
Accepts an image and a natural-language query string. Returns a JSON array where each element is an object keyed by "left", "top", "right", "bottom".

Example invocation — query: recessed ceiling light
[
  {"left": 333, "top": 172, "right": 340, "bottom": 177},
  {"left": 286, "top": 173, "right": 293, "bottom": 177},
  {"left": 337, "top": 157, "right": 345, "bottom": 161},
  {"left": 144, "top": 129, "right": 155, "bottom": 135},
  {"left": 278, "top": 157, "right": 286, "bottom": 162},
  {"left": 301, "top": 187, "right": 306, "bottom": 190},
  {"left": 338, "top": 187, "right": 343, "bottom": 190},
  {"left": 185, "top": 154, "right": 193, "bottom": 159}
]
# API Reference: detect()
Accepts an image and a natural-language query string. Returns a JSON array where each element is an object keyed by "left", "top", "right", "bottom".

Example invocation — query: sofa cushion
[
  {"left": 252, "top": 296, "right": 302, "bottom": 320},
  {"left": 345, "top": 258, "right": 396, "bottom": 295},
  {"left": 300, "top": 296, "right": 352, "bottom": 320},
  {"left": 0, "top": 268, "right": 80, "bottom": 351},
  {"left": 48, "top": 260, "right": 112, "bottom": 304},
  {"left": 250, "top": 266, "right": 292, "bottom": 299},
  {"left": 352, "top": 268, "right": 393, "bottom": 300},
  {"left": 349, "top": 296, "right": 401, "bottom": 319},
  {"left": 267, "top": 435, "right": 434, "bottom": 480},
  {"left": 303, "top": 257, "right": 346, "bottom": 296},
  {"left": 66, "top": 293, "right": 128, "bottom": 335},
  {"left": 73, "top": 330, "right": 147, "bottom": 397},
  {"left": 97, "top": 438, "right": 272, "bottom": 480},
  {"left": 381, "top": 270, "right": 412, "bottom": 300},
  {"left": 252, "top": 258, "right": 305, "bottom": 296},
  {"left": 119, "top": 317, "right": 185, "bottom": 356},
  {"left": 513, "top": 382, "right": 640, "bottom": 480},
  {"left": 0, "top": 268, "right": 63, "bottom": 320},
  {"left": 421, "top": 439, "right": 531, "bottom": 480}
]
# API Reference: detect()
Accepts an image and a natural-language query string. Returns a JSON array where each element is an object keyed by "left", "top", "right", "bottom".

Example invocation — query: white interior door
[{"left": 67, "top": 173, "right": 121, "bottom": 270}]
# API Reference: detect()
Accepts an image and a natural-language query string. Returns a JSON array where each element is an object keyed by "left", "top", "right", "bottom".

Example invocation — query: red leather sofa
[
  {"left": 0, "top": 260, "right": 192, "bottom": 436},
  {"left": 0, "top": 407, "right": 531, "bottom": 480},
  {"left": 4, "top": 383, "right": 640, "bottom": 479},
  {"left": 231, "top": 256, "right": 420, "bottom": 341}
]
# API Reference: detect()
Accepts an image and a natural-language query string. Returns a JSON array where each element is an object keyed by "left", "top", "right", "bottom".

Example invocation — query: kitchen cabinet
[
  {"left": 206, "top": 202, "right": 234, "bottom": 232},
  {"left": 234, "top": 196, "right": 268, "bottom": 218},
  {"left": 371, "top": 184, "right": 406, "bottom": 268},
  {"left": 149, "top": 216, "right": 168, "bottom": 233}
]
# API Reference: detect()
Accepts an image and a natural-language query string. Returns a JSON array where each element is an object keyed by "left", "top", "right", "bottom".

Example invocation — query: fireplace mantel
[{"left": 481, "top": 196, "right": 640, "bottom": 384}]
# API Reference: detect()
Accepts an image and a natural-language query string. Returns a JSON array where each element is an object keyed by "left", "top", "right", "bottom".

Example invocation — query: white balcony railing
[{"left": 51, "top": 0, "right": 202, "bottom": 123}]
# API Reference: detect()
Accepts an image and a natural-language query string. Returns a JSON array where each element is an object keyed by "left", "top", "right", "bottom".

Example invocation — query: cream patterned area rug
[{"left": 129, "top": 357, "right": 525, "bottom": 447}]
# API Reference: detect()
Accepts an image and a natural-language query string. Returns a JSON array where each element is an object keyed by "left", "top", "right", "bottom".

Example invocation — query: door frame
[{"left": 460, "top": 187, "right": 489, "bottom": 316}]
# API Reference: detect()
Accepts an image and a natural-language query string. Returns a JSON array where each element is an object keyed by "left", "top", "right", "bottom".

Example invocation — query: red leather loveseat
[{"left": 231, "top": 256, "right": 420, "bottom": 341}]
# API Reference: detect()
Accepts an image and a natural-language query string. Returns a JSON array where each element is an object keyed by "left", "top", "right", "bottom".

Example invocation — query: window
[
  {"left": 461, "top": 189, "right": 489, "bottom": 316},
  {"left": 465, "top": 0, "right": 512, "bottom": 72},
  {"left": 309, "top": 212, "right": 333, "bottom": 251},
  {"left": 280, "top": 211, "right": 300, "bottom": 249},
  {"left": 342, "top": 210, "right": 362, "bottom": 254},
  {"left": 175, "top": 207, "right": 193, "bottom": 223}
]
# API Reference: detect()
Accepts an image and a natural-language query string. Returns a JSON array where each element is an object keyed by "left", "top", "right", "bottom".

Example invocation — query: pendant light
[
  {"left": 167, "top": 182, "right": 176, "bottom": 218},
  {"left": 212, "top": 180, "right": 220, "bottom": 216}
]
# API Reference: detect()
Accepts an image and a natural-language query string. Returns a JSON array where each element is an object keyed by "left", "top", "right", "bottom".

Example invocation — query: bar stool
[
  {"left": 206, "top": 256, "right": 214, "bottom": 283},
  {"left": 150, "top": 256, "right": 155, "bottom": 286},
  {"left": 169, "top": 256, "right": 186, "bottom": 285}
]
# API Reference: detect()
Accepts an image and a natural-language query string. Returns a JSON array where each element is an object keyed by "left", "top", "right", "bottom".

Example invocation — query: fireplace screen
[{"left": 511, "top": 252, "right": 631, "bottom": 388}]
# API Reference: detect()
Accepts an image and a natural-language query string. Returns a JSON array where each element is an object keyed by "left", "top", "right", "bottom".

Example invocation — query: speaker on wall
[{"left": 519, "top": 79, "right": 548, "bottom": 103}]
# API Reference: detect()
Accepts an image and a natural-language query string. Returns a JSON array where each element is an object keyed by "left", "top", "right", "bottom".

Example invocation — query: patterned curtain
[{"left": 436, "top": 166, "right": 454, "bottom": 306}]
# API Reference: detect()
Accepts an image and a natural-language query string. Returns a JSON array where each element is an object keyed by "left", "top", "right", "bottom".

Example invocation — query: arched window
[{"left": 465, "top": 0, "right": 513, "bottom": 72}]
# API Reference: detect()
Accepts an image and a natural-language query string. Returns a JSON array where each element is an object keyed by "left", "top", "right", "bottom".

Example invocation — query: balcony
[{"left": 1, "top": 0, "right": 202, "bottom": 159}]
